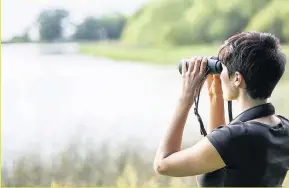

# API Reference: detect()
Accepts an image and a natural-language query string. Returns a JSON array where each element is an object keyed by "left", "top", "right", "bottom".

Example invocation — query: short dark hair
[{"left": 219, "top": 31, "right": 287, "bottom": 100}]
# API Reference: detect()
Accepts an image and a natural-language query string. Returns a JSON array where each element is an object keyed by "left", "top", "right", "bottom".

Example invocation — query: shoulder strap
[{"left": 229, "top": 103, "right": 275, "bottom": 125}]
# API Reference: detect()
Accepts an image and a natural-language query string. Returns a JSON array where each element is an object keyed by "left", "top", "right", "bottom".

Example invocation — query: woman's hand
[
  {"left": 206, "top": 74, "right": 223, "bottom": 98},
  {"left": 180, "top": 56, "right": 208, "bottom": 107}
]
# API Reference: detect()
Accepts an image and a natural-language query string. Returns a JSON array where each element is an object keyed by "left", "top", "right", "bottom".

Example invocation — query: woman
[{"left": 153, "top": 31, "right": 289, "bottom": 186}]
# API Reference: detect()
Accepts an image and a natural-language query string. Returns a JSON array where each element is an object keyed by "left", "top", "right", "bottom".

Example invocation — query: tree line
[
  {"left": 122, "top": 0, "right": 289, "bottom": 46},
  {"left": 8, "top": 9, "right": 127, "bottom": 43},
  {"left": 8, "top": 0, "right": 289, "bottom": 45}
]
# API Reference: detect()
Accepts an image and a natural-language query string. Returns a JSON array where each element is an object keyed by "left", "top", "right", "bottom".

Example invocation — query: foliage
[
  {"left": 37, "top": 9, "right": 69, "bottom": 41},
  {"left": 99, "top": 13, "right": 127, "bottom": 39},
  {"left": 14, "top": 0, "right": 289, "bottom": 44},
  {"left": 245, "top": 0, "right": 289, "bottom": 42},
  {"left": 1, "top": 139, "right": 197, "bottom": 186},
  {"left": 9, "top": 34, "right": 30, "bottom": 43},
  {"left": 121, "top": 0, "right": 289, "bottom": 46},
  {"left": 73, "top": 17, "right": 103, "bottom": 41},
  {"left": 73, "top": 13, "right": 127, "bottom": 41}
]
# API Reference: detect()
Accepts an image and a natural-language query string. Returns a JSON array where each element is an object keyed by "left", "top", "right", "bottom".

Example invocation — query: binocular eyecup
[{"left": 178, "top": 56, "right": 223, "bottom": 75}]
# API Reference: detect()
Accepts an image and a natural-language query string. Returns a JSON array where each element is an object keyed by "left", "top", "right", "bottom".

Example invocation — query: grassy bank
[
  {"left": 80, "top": 42, "right": 219, "bottom": 65},
  {"left": 80, "top": 42, "right": 289, "bottom": 65}
]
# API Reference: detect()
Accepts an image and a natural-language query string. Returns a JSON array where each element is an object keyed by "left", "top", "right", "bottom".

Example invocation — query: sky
[{"left": 1, "top": 0, "right": 150, "bottom": 41}]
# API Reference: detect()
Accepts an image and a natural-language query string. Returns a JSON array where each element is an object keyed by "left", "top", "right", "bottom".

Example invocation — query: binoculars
[{"left": 178, "top": 56, "right": 223, "bottom": 75}]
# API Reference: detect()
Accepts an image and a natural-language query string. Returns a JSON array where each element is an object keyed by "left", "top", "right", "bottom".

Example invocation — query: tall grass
[{"left": 2, "top": 139, "right": 198, "bottom": 186}]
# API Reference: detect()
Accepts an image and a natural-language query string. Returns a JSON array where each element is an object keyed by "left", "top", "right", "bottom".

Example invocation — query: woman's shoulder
[
  {"left": 212, "top": 122, "right": 248, "bottom": 135},
  {"left": 208, "top": 123, "right": 248, "bottom": 142},
  {"left": 211, "top": 115, "right": 289, "bottom": 139},
  {"left": 241, "top": 115, "right": 289, "bottom": 142}
]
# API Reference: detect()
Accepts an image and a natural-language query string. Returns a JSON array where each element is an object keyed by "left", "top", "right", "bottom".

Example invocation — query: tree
[
  {"left": 99, "top": 13, "right": 127, "bottom": 39},
  {"left": 9, "top": 28, "right": 31, "bottom": 43},
  {"left": 73, "top": 13, "right": 127, "bottom": 41},
  {"left": 73, "top": 17, "right": 103, "bottom": 41},
  {"left": 37, "top": 9, "right": 69, "bottom": 42},
  {"left": 245, "top": 0, "right": 289, "bottom": 43},
  {"left": 121, "top": 0, "right": 282, "bottom": 46}
]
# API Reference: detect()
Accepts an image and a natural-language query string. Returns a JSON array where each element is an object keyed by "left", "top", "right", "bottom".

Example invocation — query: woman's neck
[{"left": 237, "top": 91, "right": 267, "bottom": 112}]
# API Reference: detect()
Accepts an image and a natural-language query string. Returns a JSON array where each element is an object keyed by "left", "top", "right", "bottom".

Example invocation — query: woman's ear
[{"left": 233, "top": 72, "right": 244, "bottom": 88}]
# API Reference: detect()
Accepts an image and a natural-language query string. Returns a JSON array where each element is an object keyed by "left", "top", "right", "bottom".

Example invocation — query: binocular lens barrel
[{"left": 178, "top": 57, "right": 223, "bottom": 75}]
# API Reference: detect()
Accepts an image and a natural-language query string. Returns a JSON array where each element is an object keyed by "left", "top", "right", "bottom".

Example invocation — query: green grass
[
  {"left": 80, "top": 42, "right": 289, "bottom": 65},
  {"left": 80, "top": 42, "right": 219, "bottom": 65}
]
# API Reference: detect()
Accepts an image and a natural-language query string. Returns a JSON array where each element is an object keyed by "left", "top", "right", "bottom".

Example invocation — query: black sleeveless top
[{"left": 197, "top": 115, "right": 289, "bottom": 187}]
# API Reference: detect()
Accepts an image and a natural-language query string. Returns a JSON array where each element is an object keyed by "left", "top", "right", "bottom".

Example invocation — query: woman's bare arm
[
  {"left": 207, "top": 75, "right": 225, "bottom": 133},
  {"left": 153, "top": 57, "right": 225, "bottom": 177}
]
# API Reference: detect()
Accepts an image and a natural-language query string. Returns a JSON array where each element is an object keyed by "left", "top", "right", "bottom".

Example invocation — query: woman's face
[
  {"left": 218, "top": 44, "right": 240, "bottom": 101},
  {"left": 219, "top": 63, "right": 238, "bottom": 101}
]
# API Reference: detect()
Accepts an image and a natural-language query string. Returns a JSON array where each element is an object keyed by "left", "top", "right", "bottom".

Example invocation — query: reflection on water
[{"left": 2, "top": 43, "right": 218, "bottom": 164}]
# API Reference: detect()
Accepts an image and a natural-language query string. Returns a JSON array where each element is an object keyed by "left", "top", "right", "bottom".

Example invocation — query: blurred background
[{"left": 1, "top": 0, "right": 289, "bottom": 186}]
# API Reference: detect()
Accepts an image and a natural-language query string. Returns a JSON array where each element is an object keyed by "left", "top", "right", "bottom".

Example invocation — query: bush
[
  {"left": 121, "top": 0, "right": 279, "bottom": 46},
  {"left": 2, "top": 139, "right": 198, "bottom": 186},
  {"left": 245, "top": 0, "right": 289, "bottom": 42}
]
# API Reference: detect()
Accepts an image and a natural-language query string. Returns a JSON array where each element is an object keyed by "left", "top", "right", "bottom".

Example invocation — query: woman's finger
[
  {"left": 199, "top": 57, "right": 208, "bottom": 76},
  {"left": 188, "top": 56, "right": 197, "bottom": 74},
  {"left": 182, "top": 60, "right": 187, "bottom": 77},
  {"left": 193, "top": 56, "right": 202, "bottom": 75}
]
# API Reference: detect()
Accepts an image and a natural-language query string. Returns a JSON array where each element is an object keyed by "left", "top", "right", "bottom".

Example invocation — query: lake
[{"left": 2, "top": 43, "right": 237, "bottom": 164}]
